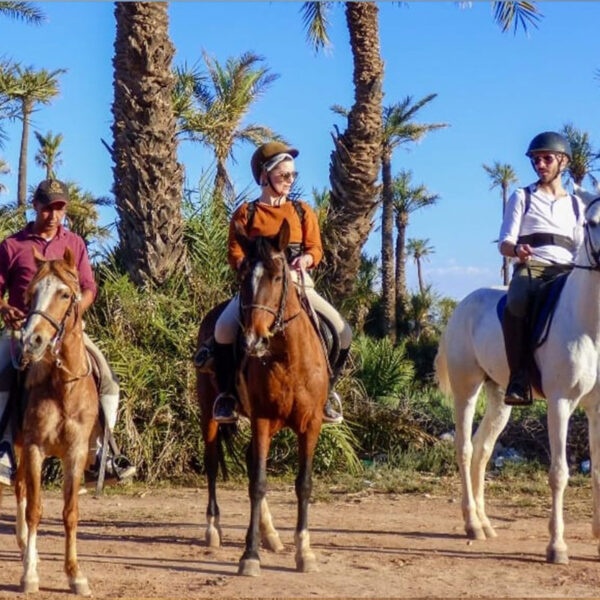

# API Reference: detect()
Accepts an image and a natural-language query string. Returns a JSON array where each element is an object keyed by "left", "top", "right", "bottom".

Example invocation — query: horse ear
[
  {"left": 31, "top": 247, "right": 45, "bottom": 268},
  {"left": 234, "top": 221, "right": 252, "bottom": 256},
  {"left": 63, "top": 247, "right": 75, "bottom": 269},
  {"left": 573, "top": 183, "right": 598, "bottom": 207},
  {"left": 275, "top": 219, "right": 290, "bottom": 252}
]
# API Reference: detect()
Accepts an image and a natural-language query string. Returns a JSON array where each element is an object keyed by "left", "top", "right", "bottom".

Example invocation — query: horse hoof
[
  {"left": 70, "top": 578, "right": 91, "bottom": 597},
  {"left": 296, "top": 555, "right": 318, "bottom": 573},
  {"left": 465, "top": 526, "right": 486, "bottom": 541},
  {"left": 21, "top": 578, "right": 39, "bottom": 594},
  {"left": 262, "top": 533, "right": 284, "bottom": 553},
  {"left": 238, "top": 558, "right": 261, "bottom": 577},
  {"left": 205, "top": 526, "right": 221, "bottom": 548},
  {"left": 546, "top": 548, "right": 569, "bottom": 564},
  {"left": 482, "top": 525, "right": 498, "bottom": 539}
]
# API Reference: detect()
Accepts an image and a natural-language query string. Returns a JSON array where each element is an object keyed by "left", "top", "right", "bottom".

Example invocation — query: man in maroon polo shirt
[{"left": 0, "top": 179, "right": 135, "bottom": 487}]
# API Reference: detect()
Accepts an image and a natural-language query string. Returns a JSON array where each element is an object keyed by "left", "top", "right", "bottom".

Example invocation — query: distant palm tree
[
  {"left": 483, "top": 161, "right": 518, "bottom": 285},
  {"left": 380, "top": 94, "right": 447, "bottom": 340},
  {"left": 112, "top": 1, "right": 185, "bottom": 287},
  {"left": 562, "top": 123, "right": 599, "bottom": 186},
  {"left": 0, "top": 65, "right": 64, "bottom": 208},
  {"left": 407, "top": 284, "right": 437, "bottom": 341},
  {"left": 302, "top": 1, "right": 384, "bottom": 301},
  {"left": 174, "top": 53, "right": 279, "bottom": 206},
  {"left": 63, "top": 181, "right": 112, "bottom": 248},
  {"left": 392, "top": 171, "right": 438, "bottom": 328},
  {"left": 34, "top": 130, "right": 63, "bottom": 179},
  {"left": 0, "top": 1, "right": 44, "bottom": 23},
  {"left": 0, "top": 157, "right": 9, "bottom": 194},
  {"left": 406, "top": 237, "right": 435, "bottom": 295}
]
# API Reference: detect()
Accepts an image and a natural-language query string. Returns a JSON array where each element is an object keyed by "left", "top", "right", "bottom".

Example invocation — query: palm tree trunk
[
  {"left": 416, "top": 259, "right": 424, "bottom": 295},
  {"left": 213, "top": 158, "right": 232, "bottom": 211},
  {"left": 395, "top": 213, "right": 408, "bottom": 336},
  {"left": 322, "top": 1, "right": 383, "bottom": 301},
  {"left": 112, "top": 1, "right": 185, "bottom": 287},
  {"left": 380, "top": 150, "right": 395, "bottom": 341},
  {"left": 17, "top": 100, "right": 32, "bottom": 209}
]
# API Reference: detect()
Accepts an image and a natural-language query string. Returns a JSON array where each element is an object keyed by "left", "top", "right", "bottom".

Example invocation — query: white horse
[{"left": 435, "top": 183, "right": 600, "bottom": 564}]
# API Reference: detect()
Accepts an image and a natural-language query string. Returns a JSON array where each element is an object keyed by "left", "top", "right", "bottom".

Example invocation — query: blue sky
[{"left": 1, "top": 1, "right": 599, "bottom": 300}]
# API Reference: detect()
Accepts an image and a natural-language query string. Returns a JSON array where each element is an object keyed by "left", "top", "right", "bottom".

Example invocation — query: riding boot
[
  {"left": 213, "top": 342, "right": 238, "bottom": 424},
  {"left": 0, "top": 391, "right": 15, "bottom": 487},
  {"left": 324, "top": 347, "right": 350, "bottom": 425},
  {"left": 84, "top": 393, "right": 136, "bottom": 487},
  {"left": 502, "top": 308, "right": 531, "bottom": 406}
]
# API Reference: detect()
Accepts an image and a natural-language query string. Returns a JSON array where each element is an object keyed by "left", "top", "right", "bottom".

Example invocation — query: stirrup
[
  {"left": 213, "top": 393, "right": 239, "bottom": 424},
  {"left": 504, "top": 378, "right": 532, "bottom": 406},
  {"left": 323, "top": 391, "right": 343, "bottom": 425},
  {"left": 194, "top": 344, "right": 214, "bottom": 370},
  {"left": 85, "top": 453, "right": 136, "bottom": 488}
]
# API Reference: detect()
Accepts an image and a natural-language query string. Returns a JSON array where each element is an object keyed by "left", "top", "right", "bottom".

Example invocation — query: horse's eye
[
  {"left": 61, "top": 292, "right": 71, "bottom": 300},
  {"left": 274, "top": 275, "right": 283, "bottom": 283}
]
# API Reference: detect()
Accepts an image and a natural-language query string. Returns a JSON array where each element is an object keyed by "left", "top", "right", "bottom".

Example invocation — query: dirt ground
[{"left": 1, "top": 481, "right": 600, "bottom": 598}]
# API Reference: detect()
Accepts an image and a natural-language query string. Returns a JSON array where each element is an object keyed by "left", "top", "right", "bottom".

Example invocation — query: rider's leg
[
  {"left": 0, "top": 334, "right": 16, "bottom": 487},
  {"left": 503, "top": 265, "right": 533, "bottom": 406},
  {"left": 302, "top": 281, "right": 352, "bottom": 424},
  {"left": 82, "top": 334, "right": 136, "bottom": 484},
  {"left": 212, "top": 296, "right": 240, "bottom": 424}
]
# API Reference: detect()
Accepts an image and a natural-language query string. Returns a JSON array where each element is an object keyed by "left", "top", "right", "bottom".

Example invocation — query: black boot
[
  {"left": 212, "top": 342, "right": 238, "bottom": 423},
  {"left": 502, "top": 308, "right": 531, "bottom": 406},
  {"left": 324, "top": 347, "right": 350, "bottom": 424}
]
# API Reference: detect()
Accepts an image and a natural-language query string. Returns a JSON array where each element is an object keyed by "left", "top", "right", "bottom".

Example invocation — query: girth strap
[{"left": 517, "top": 232, "right": 575, "bottom": 252}]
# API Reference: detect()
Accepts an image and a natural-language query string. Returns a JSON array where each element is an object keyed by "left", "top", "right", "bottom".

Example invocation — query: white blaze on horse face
[
  {"left": 251, "top": 262, "right": 265, "bottom": 299},
  {"left": 22, "top": 274, "right": 69, "bottom": 356}
]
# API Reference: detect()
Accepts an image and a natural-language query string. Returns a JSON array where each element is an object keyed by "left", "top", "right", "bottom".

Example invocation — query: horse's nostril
[{"left": 30, "top": 333, "right": 43, "bottom": 350}]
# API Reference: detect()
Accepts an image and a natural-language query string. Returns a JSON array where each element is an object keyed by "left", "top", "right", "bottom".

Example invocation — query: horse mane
[{"left": 26, "top": 258, "right": 80, "bottom": 304}]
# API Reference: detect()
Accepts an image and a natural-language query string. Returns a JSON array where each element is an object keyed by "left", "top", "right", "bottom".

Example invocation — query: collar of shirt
[{"left": 23, "top": 222, "right": 66, "bottom": 241}]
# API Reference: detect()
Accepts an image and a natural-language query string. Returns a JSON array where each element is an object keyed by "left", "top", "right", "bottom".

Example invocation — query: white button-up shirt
[{"left": 498, "top": 183, "right": 584, "bottom": 265}]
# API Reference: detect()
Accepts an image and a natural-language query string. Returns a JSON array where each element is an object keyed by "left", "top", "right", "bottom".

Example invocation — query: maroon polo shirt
[{"left": 0, "top": 223, "right": 97, "bottom": 313}]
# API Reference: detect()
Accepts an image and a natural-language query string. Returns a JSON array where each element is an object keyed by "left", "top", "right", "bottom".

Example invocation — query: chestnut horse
[
  {"left": 14, "top": 248, "right": 98, "bottom": 595},
  {"left": 196, "top": 220, "right": 329, "bottom": 577}
]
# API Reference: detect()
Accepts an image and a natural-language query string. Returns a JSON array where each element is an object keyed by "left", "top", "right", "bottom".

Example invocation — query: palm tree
[
  {"left": 34, "top": 130, "right": 63, "bottom": 179},
  {"left": 562, "top": 123, "right": 599, "bottom": 186},
  {"left": 489, "top": 1, "right": 542, "bottom": 34},
  {"left": 0, "top": 157, "right": 9, "bottom": 194},
  {"left": 380, "top": 94, "right": 447, "bottom": 340},
  {"left": 302, "top": 1, "right": 384, "bottom": 301},
  {"left": 0, "top": 1, "right": 44, "bottom": 23},
  {"left": 63, "top": 182, "right": 112, "bottom": 249},
  {"left": 112, "top": 1, "right": 185, "bottom": 287},
  {"left": 483, "top": 161, "right": 518, "bottom": 285},
  {"left": 406, "top": 238, "right": 434, "bottom": 295},
  {"left": 174, "top": 53, "right": 280, "bottom": 206},
  {"left": 392, "top": 171, "right": 438, "bottom": 332},
  {"left": 0, "top": 65, "right": 64, "bottom": 208}
]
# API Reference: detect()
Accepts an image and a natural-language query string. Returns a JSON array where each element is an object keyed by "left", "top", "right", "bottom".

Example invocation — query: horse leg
[
  {"left": 203, "top": 417, "right": 222, "bottom": 548},
  {"left": 470, "top": 380, "right": 512, "bottom": 538},
  {"left": 453, "top": 378, "right": 485, "bottom": 540},
  {"left": 244, "top": 440, "right": 283, "bottom": 552},
  {"left": 546, "top": 398, "right": 571, "bottom": 564},
  {"left": 585, "top": 398, "right": 600, "bottom": 555},
  {"left": 294, "top": 423, "right": 320, "bottom": 573},
  {"left": 20, "top": 444, "right": 43, "bottom": 594},
  {"left": 14, "top": 453, "right": 28, "bottom": 555},
  {"left": 238, "top": 418, "right": 271, "bottom": 577}
]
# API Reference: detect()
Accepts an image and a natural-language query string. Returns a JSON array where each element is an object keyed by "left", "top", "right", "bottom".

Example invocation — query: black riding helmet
[{"left": 526, "top": 131, "right": 572, "bottom": 161}]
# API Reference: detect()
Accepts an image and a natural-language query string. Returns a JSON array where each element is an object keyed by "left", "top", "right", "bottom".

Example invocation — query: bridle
[
  {"left": 240, "top": 255, "right": 301, "bottom": 337},
  {"left": 19, "top": 285, "right": 91, "bottom": 381}
]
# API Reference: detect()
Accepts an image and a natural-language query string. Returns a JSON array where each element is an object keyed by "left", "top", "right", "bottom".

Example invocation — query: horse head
[
  {"left": 575, "top": 181, "right": 600, "bottom": 269},
  {"left": 235, "top": 219, "right": 296, "bottom": 357},
  {"left": 20, "top": 247, "right": 82, "bottom": 364}
]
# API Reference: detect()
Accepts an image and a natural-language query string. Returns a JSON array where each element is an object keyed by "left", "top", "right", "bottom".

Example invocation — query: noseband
[{"left": 240, "top": 256, "right": 300, "bottom": 336}]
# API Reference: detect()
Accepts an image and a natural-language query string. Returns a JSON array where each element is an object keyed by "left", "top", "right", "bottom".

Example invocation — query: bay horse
[
  {"left": 435, "top": 183, "right": 600, "bottom": 564},
  {"left": 195, "top": 219, "right": 329, "bottom": 576},
  {"left": 14, "top": 247, "right": 98, "bottom": 595}
]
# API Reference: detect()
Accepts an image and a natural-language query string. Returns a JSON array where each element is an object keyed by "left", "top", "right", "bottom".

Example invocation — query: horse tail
[
  {"left": 216, "top": 423, "right": 243, "bottom": 480},
  {"left": 434, "top": 331, "right": 452, "bottom": 397}
]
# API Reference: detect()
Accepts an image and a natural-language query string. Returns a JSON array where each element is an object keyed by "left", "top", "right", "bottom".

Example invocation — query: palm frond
[
  {"left": 301, "top": 1, "right": 333, "bottom": 53},
  {"left": 0, "top": 1, "right": 45, "bottom": 24},
  {"left": 492, "top": 1, "right": 542, "bottom": 35}
]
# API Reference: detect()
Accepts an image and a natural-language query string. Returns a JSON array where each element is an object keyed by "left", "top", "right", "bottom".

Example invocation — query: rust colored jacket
[{"left": 228, "top": 200, "right": 323, "bottom": 270}]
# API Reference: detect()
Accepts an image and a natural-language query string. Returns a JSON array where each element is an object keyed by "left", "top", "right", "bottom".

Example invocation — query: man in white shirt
[{"left": 498, "top": 131, "right": 583, "bottom": 405}]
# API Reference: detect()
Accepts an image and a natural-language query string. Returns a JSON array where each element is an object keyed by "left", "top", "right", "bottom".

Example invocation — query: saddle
[{"left": 497, "top": 271, "right": 570, "bottom": 396}]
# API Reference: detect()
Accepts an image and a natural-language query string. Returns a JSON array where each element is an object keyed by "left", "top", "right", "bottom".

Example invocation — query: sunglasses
[
  {"left": 531, "top": 154, "right": 557, "bottom": 166},
  {"left": 274, "top": 171, "right": 298, "bottom": 182}
]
